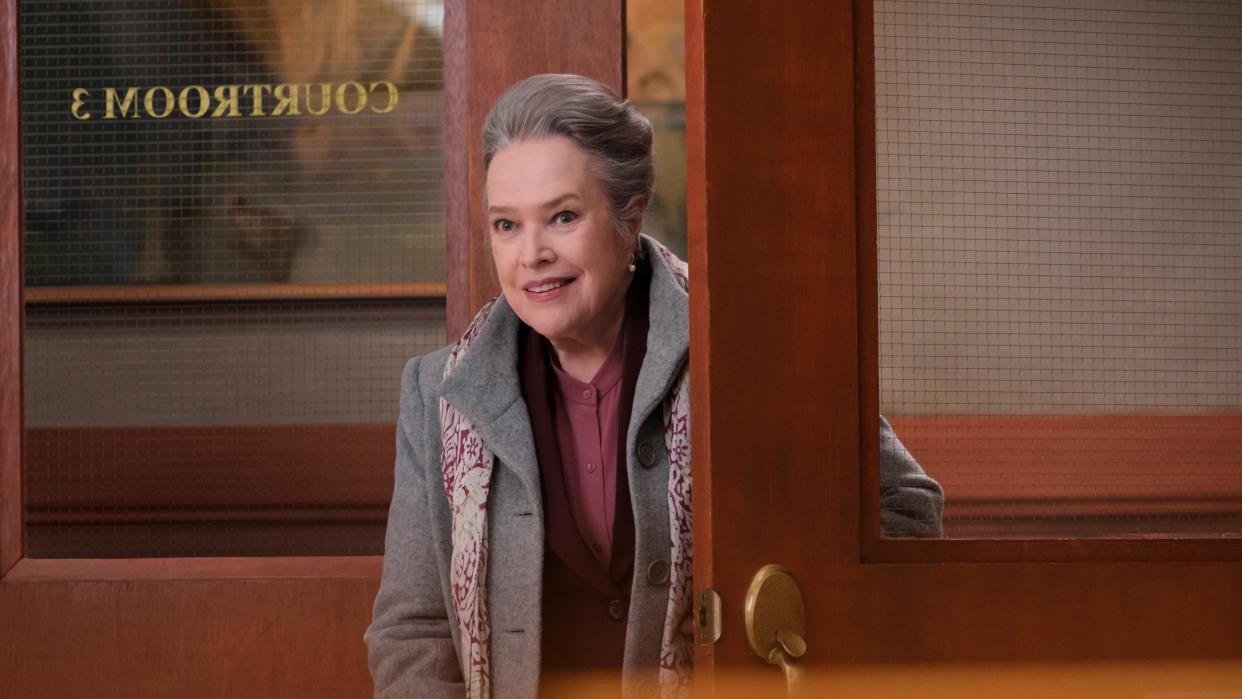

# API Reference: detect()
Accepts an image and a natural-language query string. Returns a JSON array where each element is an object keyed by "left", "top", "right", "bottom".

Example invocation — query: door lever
[{"left": 744, "top": 564, "right": 807, "bottom": 697}]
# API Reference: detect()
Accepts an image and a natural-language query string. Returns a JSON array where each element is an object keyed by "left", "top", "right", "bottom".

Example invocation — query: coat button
[
  {"left": 637, "top": 441, "right": 657, "bottom": 467},
  {"left": 608, "top": 599, "right": 626, "bottom": 621},
  {"left": 647, "top": 559, "right": 670, "bottom": 586}
]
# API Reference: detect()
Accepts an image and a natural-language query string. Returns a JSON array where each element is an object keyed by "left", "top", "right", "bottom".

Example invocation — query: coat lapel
[
  {"left": 440, "top": 294, "right": 543, "bottom": 511},
  {"left": 629, "top": 236, "right": 690, "bottom": 446}
]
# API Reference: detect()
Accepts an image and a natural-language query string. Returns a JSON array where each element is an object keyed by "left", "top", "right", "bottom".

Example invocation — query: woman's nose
[{"left": 518, "top": 227, "right": 554, "bottom": 268}]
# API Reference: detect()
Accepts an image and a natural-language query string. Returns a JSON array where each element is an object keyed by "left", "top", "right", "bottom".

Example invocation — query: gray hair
[{"left": 482, "top": 73, "right": 654, "bottom": 238}]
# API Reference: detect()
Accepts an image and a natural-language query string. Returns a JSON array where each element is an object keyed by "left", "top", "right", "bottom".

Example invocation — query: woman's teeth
[{"left": 529, "top": 280, "right": 568, "bottom": 293}]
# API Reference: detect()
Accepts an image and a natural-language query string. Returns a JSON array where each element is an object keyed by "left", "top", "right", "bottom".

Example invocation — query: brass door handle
[{"left": 744, "top": 564, "right": 807, "bottom": 697}]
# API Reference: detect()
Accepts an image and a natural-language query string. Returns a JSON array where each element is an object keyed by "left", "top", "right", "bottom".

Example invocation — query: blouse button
[
  {"left": 607, "top": 599, "right": 626, "bottom": 621},
  {"left": 581, "top": 389, "right": 593, "bottom": 400},
  {"left": 586, "top": 462, "right": 597, "bottom": 473},
  {"left": 637, "top": 442, "right": 657, "bottom": 467}
]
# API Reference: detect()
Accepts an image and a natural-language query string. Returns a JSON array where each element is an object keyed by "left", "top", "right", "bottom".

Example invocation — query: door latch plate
[{"left": 695, "top": 587, "right": 722, "bottom": 645}]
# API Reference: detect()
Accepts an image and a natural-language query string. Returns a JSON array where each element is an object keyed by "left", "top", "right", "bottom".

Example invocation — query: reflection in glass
[
  {"left": 22, "top": 0, "right": 445, "bottom": 288},
  {"left": 628, "top": 0, "right": 686, "bottom": 259}
]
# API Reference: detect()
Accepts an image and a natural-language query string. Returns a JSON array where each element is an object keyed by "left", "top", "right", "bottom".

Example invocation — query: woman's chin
[
  {"left": 514, "top": 307, "right": 574, "bottom": 341},
  {"left": 531, "top": 321, "right": 574, "bottom": 344}
]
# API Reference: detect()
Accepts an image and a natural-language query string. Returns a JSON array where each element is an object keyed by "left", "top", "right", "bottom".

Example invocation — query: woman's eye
[
  {"left": 493, "top": 219, "right": 515, "bottom": 232},
  {"left": 553, "top": 210, "right": 577, "bottom": 225}
]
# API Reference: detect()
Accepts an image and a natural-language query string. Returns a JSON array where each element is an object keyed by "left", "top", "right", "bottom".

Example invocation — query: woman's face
[{"left": 485, "top": 136, "right": 635, "bottom": 351}]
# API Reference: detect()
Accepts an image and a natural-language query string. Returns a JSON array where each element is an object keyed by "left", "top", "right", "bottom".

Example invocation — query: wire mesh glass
[
  {"left": 876, "top": 0, "right": 1242, "bottom": 539},
  {"left": 20, "top": 0, "right": 447, "bottom": 557}
]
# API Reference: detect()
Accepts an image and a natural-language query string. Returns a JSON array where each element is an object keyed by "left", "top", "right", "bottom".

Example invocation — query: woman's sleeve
[
  {"left": 879, "top": 415, "right": 945, "bottom": 538},
  {"left": 364, "top": 356, "right": 465, "bottom": 698}
]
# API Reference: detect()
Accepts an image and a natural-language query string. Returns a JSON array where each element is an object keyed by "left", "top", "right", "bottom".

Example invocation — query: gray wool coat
[{"left": 364, "top": 237, "right": 944, "bottom": 699}]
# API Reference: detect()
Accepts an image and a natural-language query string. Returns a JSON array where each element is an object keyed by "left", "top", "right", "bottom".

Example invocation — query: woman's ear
[{"left": 622, "top": 194, "right": 648, "bottom": 238}]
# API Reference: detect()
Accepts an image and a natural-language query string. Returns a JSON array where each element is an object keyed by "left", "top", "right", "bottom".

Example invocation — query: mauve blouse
[
  {"left": 521, "top": 264, "right": 649, "bottom": 586},
  {"left": 547, "top": 322, "right": 629, "bottom": 568},
  {"left": 519, "top": 265, "right": 650, "bottom": 683}
]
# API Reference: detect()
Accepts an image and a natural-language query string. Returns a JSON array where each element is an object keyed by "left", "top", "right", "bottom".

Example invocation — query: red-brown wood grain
[
  {"left": 872, "top": 414, "right": 1242, "bottom": 561},
  {"left": 515, "top": 662, "right": 1242, "bottom": 698},
  {"left": 1, "top": 0, "right": 23, "bottom": 578},
  {"left": 24, "top": 282, "right": 446, "bottom": 305},
  {"left": 684, "top": 0, "right": 714, "bottom": 689},
  {"left": 21, "top": 425, "right": 393, "bottom": 557},
  {"left": 687, "top": 0, "right": 863, "bottom": 676},
  {"left": 855, "top": 0, "right": 883, "bottom": 561},
  {"left": 5, "top": 555, "right": 380, "bottom": 581},
  {"left": 889, "top": 414, "right": 1242, "bottom": 522},
  {"left": 24, "top": 425, "right": 394, "bottom": 513},
  {"left": 0, "top": 574, "right": 379, "bottom": 698},
  {"left": 442, "top": 0, "right": 624, "bottom": 339}
]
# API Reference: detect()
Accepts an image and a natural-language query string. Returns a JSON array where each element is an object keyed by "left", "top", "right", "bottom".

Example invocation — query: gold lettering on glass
[
  {"left": 335, "top": 82, "right": 367, "bottom": 115},
  {"left": 305, "top": 83, "right": 333, "bottom": 116},
  {"left": 271, "top": 83, "right": 300, "bottom": 117},
  {"left": 212, "top": 84, "right": 241, "bottom": 118},
  {"left": 104, "top": 87, "right": 140, "bottom": 119},
  {"left": 370, "top": 80, "right": 398, "bottom": 114},
  {"left": 178, "top": 85, "right": 211, "bottom": 119},
  {"left": 144, "top": 86, "right": 175, "bottom": 119},
  {"left": 243, "top": 84, "right": 272, "bottom": 116},
  {"left": 70, "top": 88, "right": 91, "bottom": 120},
  {"left": 71, "top": 83, "right": 403, "bottom": 120}
]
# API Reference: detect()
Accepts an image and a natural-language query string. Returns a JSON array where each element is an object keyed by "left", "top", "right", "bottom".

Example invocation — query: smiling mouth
[{"left": 525, "top": 279, "right": 574, "bottom": 293}]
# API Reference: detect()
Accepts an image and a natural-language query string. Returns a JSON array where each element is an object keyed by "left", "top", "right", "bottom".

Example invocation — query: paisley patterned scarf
[{"left": 439, "top": 240, "right": 692, "bottom": 699}]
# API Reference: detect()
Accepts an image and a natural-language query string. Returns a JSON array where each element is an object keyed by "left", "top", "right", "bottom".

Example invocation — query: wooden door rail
[
  {"left": 888, "top": 414, "right": 1242, "bottom": 537},
  {"left": 22, "top": 416, "right": 1242, "bottom": 535}
]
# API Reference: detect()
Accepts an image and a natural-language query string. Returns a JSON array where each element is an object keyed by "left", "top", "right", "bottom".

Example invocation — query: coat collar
[
  {"left": 629, "top": 236, "right": 690, "bottom": 437},
  {"left": 440, "top": 235, "right": 689, "bottom": 492}
]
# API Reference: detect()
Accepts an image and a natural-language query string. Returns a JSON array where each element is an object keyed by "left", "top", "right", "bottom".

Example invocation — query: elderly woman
[{"left": 365, "top": 74, "right": 943, "bottom": 699}]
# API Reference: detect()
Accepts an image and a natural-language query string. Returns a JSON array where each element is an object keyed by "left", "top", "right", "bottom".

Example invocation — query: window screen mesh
[
  {"left": 876, "top": 1, "right": 1242, "bottom": 538},
  {"left": 20, "top": 0, "right": 447, "bottom": 557}
]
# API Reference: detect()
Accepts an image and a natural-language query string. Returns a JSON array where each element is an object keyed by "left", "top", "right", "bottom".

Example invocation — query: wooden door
[
  {"left": 0, "top": 0, "right": 622, "bottom": 695},
  {"left": 685, "top": 0, "right": 1242, "bottom": 693}
]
